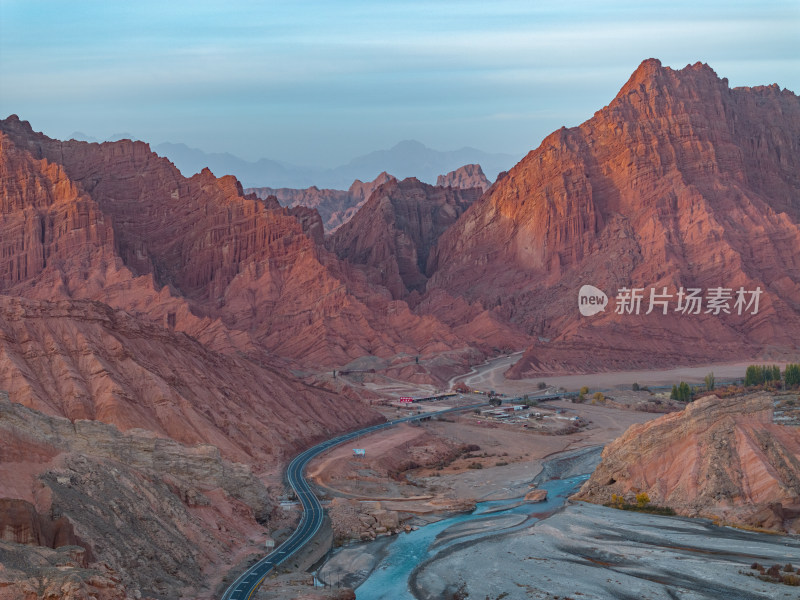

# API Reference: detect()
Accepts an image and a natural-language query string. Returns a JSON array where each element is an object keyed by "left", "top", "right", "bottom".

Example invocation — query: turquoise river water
[{"left": 354, "top": 472, "right": 590, "bottom": 600}]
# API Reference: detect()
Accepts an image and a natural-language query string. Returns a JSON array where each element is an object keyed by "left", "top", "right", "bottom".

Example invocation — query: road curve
[{"left": 221, "top": 402, "right": 485, "bottom": 600}]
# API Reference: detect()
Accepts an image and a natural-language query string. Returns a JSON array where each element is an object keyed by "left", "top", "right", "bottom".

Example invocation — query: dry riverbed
[{"left": 411, "top": 502, "right": 800, "bottom": 600}]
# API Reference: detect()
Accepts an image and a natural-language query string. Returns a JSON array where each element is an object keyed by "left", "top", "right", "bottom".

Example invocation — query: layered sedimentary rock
[
  {"left": 0, "top": 117, "right": 466, "bottom": 368},
  {"left": 436, "top": 163, "right": 491, "bottom": 192},
  {"left": 424, "top": 59, "right": 800, "bottom": 374},
  {"left": 0, "top": 396, "right": 276, "bottom": 598},
  {"left": 0, "top": 295, "right": 379, "bottom": 465},
  {"left": 0, "top": 542, "right": 128, "bottom": 600},
  {"left": 248, "top": 172, "right": 396, "bottom": 232},
  {"left": 327, "top": 177, "right": 481, "bottom": 298},
  {"left": 574, "top": 393, "right": 800, "bottom": 532}
]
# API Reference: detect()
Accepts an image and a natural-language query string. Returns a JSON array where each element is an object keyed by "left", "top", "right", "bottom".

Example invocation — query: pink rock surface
[
  {"left": 574, "top": 393, "right": 800, "bottom": 532},
  {"left": 248, "top": 171, "right": 396, "bottom": 232},
  {"left": 436, "top": 163, "right": 491, "bottom": 192},
  {"left": 422, "top": 60, "right": 800, "bottom": 374}
]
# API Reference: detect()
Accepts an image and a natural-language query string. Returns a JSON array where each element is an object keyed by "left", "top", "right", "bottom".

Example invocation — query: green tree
[
  {"left": 676, "top": 381, "right": 691, "bottom": 402},
  {"left": 785, "top": 364, "right": 800, "bottom": 388},
  {"left": 704, "top": 372, "right": 715, "bottom": 391},
  {"left": 772, "top": 365, "right": 782, "bottom": 382},
  {"left": 745, "top": 365, "right": 764, "bottom": 386},
  {"left": 670, "top": 384, "right": 679, "bottom": 400},
  {"left": 632, "top": 382, "right": 640, "bottom": 391}
]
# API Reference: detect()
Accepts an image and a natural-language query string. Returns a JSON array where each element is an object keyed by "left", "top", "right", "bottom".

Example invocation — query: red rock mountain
[
  {"left": 0, "top": 118, "right": 467, "bottom": 369},
  {"left": 0, "top": 295, "right": 376, "bottom": 467},
  {"left": 327, "top": 177, "right": 482, "bottom": 298},
  {"left": 247, "top": 171, "right": 396, "bottom": 231},
  {"left": 436, "top": 163, "right": 491, "bottom": 192},
  {"left": 424, "top": 59, "right": 800, "bottom": 375},
  {"left": 574, "top": 393, "right": 800, "bottom": 533}
]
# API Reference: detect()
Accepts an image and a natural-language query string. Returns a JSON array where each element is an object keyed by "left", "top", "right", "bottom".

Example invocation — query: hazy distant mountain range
[
  {"left": 155, "top": 139, "right": 518, "bottom": 189},
  {"left": 68, "top": 132, "right": 518, "bottom": 189}
]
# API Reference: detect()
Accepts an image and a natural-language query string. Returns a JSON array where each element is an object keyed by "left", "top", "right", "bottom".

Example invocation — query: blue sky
[{"left": 1, "top": 0, "right": 798, "bottom": 167}]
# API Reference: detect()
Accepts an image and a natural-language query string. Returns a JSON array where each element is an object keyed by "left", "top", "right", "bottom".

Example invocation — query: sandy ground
[
  {"left": 301, "top": 355, "right": 782, "bottom": 598},
  {"left": 411, "top": 502, "right": 800, "bottom": 600},
  {"left": 308, "top": 401, "right": 657, "bottom": 509},
  {"left": 456, "top": 355, "right": 789, "bottom": 394},
  {"left": 309, "top": 399, "right": 659, "bottom": 594}
]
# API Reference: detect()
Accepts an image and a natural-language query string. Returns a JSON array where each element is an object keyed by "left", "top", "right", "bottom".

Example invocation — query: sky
[{"left": 1, "top": 0, "right": 798, "bottom": 167}]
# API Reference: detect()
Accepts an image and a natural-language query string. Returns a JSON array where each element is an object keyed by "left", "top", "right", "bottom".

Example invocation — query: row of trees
[
  {"left": 744, "top": 363, "right": 800, "bottom": 388},
  {"left": 744, "top": 364, "right": 782, "bottom": 386}
]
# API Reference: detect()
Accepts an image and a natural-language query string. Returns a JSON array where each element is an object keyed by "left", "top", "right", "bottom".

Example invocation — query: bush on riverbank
[
  {"left": 746, "top": 562, "right": 800, "bottom": 586},
  {"left": 606, "top": 493, "right": 676, "bottom": 516}
]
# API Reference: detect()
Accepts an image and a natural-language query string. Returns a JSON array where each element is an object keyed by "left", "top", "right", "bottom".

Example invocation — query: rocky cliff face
[
  {"left": 0, "top": 396, "right": 277, "bottom": 599},
  {"left": 0, "top": 295, "right": 379, "bottom": 466},
  {"left": 425, "top": 60, "right": 800, "bottom": 374},
  {"left": 436, "top": 164, "right": 491, "bottom": 192},
  {"left": 574, "top": 393, "right": 800, "bottom": 532},
  {"left": 248, "top": 172, "right": 396, "bottom": 232},
  {"left": 328, "top": 177, "right": 481, "bottom": 298},
  {"left": 0, "top": 117, "right": 469, "bottom": 369}
]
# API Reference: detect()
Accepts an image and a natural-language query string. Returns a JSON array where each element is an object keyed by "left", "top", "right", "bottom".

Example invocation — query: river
[{"left": 350, "top": 446, "right": 601, "bottom": 599}]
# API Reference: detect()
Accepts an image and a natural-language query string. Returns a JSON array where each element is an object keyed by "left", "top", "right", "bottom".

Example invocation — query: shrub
[
  {"left": 538, "top": 381, "right": 547, "bottom": 390},
  {"left": 467, "top": 462, "right": 483, "bottom": 470},
  {"left": 635, "top": 492, "right": 650, "bottom": 507},
  {"left": 632, "top": 382, "right": 640, "bottom": 391},
  {"left": 580, "top": 386, "right": 589, "bottom": 395},
  {"left": 593, "top": 391, "right": 605, "bottom": 402}
]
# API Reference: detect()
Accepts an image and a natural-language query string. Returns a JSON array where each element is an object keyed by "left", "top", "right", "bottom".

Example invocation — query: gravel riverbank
[{"left": 411, "top": 502, "right": 800, "bottom": 600}]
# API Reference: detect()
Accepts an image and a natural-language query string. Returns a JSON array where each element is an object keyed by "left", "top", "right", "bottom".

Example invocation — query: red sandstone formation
[
  {"left": 0, "top": 296, "right": 380, "bottom": 466},
  {"left": 574, "top": 393, "right": 800, "bottom": 533},
  {"left": 436, "top": 163, "right": 491, "bottom": 192},
  {"left": 0, "top": 396, "right": 281, "bottom": 598},
  {"left": 327, "top": 177, "right": 481, "bottom": 298},
  {"left": 0, "top": 118, "right": 467, "bottom": 369},
  {"left": 424, "top": 60, "right": 800, "bottom": 375},
  {"left": 248, "top": 171, "right": 396, "bottom": 231}
]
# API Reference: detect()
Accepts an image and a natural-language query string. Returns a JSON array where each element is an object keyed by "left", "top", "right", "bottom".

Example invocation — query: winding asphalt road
[{"left": 221, "top": 401, "right": 485, "bottom": 600}]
